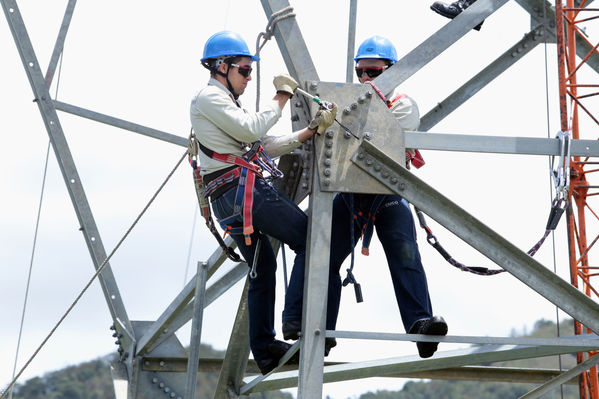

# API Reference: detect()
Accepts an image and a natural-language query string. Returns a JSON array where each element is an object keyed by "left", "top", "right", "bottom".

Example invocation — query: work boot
[
  {"left": 409, "top": 316, "right": 448, "bottom": 358},
  {"left": 282, "top": 319, "right": 302, "bottom": 341},
  {"left": 256, "top": 340, "right": 300, "bottom": 375},
  {"left": 430, "top": 0, "right": 484, "bottom": 31},
  {"left": 324, "top": 337, "right": 337, "bottom": 357},
  {"left": 268, "top": 340, "right": 300, "bottom": 364}
]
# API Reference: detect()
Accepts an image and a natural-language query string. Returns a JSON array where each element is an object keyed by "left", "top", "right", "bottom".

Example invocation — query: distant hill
[
  {"left": 9, "top": 343, "right": 291, "bottom": 399},
  {"left": 9, "top": 319, "right": 591, "bottom": 399}
]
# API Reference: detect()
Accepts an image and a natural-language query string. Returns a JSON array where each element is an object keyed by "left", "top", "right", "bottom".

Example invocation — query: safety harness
[
  {"left": 188, "top": 130, "right": 283, "bottom": 248},
  {"left": 341, "top": 82, "right": 570, "bottom": 296},
  {"left": 342, "top": 86, "right": 427, "bottom": 300}
]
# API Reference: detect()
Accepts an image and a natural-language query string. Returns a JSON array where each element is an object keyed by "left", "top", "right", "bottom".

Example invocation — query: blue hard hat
[
  {"left": 354, "top": 36, "right": 398, "bottom": 63},
  {"left": 201, "top": 31, "right": 259, "bottom": 62}
]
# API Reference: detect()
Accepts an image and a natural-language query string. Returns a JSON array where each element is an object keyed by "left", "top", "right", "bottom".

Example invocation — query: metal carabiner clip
[{"left": 249, "top": 239, "right": 262, "bottom": 279}]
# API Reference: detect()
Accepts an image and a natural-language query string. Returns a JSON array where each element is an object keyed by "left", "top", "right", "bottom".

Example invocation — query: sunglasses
[
  {"left": 230, "top": 63, "right": 253, "bottom": 78},
  {"left": 355, "top": 65, "right": 388, "bottom": 79}
]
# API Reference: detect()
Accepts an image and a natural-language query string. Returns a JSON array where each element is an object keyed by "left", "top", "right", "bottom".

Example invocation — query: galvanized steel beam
[
  {"left": 54, "top": 100, "right": 187, "bottom": 147},
  {"left": 353, "top": 139, "right": 599, "bottom": 334},
  {"left": 137, "top": 261, "right": 247, "bottom": 356},
  {"left": 520, "top": 354, "right": 599, "bottom": 398},
  {"left": 185, "top": 261, "right": 209, "bottom": 399},
  {"left": 297, "top": 187, "right": 334, "bottom": 398},
  {"left": 213, "top": 279, "right": 251, "bottom": 399},
  {"left": 404, "top": 132, "right": 599, "bottom": 157},
  {"left": 373, "top": 0, "right": 510, "bottom": 94},
  {"left": 245, "top": 342, "right": 599, "bottom": 392},
  {"left": 44, "top": 0, "right": 77, "bottom": 87},
  {"left": 345, "top": 0, "right": 358, "bottom": 84},
  {"left": 514, "top": 0, "right": 599, "bottom": 72},
  {"left": 420, "top": 27, "right": 545, "bottom": 131},
  {"left": 1, "top": 0, "right": 133, "bottom": 338}
]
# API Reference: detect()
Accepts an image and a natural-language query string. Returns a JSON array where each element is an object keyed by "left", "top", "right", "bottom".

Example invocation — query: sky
[{"left": 1, "top": 1, "right": 598, "bottom": 398}]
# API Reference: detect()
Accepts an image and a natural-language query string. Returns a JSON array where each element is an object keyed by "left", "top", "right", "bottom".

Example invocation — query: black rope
[{"left": 415, "top": 201, "right": 567, "bottom": 276}]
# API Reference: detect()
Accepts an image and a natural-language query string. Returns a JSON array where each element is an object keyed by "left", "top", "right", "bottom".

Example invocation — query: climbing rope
[
  {"left": 255, "top": 6, "right": 295, "bottom": 111},
  {"left": 8, "top": 49, "right": 66, "bottom": 399},
  {"left": 0, "top": 150, "right": 188, "bottom": 399},
  {"left": 542, "top": 3, "right": 566, "bottom": 392},
  {"left": 8, "top": 142, "right": 50, "bottom": 399}
]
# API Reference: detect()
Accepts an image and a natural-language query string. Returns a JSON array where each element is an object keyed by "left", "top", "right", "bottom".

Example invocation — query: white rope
[{"left": 255, "top": 6, "right": 295, "bottom": 111}]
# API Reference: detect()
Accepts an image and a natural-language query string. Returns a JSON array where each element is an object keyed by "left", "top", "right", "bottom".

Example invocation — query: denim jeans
[
  {"left": 326, "top": 193, "right": 433, "bottom": 332},
  {"left": 211, "top": 178, "right": 307, "bottom": 361}
]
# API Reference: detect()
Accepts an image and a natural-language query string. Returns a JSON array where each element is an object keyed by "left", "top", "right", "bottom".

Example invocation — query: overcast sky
[{"left": 2, "top": 1, "right": 598, "bottom": 398}]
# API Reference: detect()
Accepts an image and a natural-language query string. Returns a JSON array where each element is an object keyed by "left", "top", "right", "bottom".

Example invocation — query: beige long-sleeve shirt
[
  {"left": 190, "top": 78, "right": 302, "bottom": 175},
  {"left": 387, "top": 86, "right": 420, "bottom": 131}
]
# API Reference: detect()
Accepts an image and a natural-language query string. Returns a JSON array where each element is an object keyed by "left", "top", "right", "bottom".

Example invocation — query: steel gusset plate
[{"left": 307, "top": 81, "right": 406, "bottom": 194}]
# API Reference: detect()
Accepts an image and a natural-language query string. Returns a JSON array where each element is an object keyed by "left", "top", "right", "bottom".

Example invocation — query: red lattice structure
[{"left": 556, "top": 1, "right": 599, "bottom": 397}]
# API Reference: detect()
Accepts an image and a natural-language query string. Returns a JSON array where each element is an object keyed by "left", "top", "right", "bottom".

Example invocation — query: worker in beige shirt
[{"left": 190, "top": 30, "right": 336, "bottom": 374}]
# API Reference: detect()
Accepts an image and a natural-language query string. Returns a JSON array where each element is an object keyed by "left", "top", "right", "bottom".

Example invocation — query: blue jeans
[
  {"left": 327, "top": 193, "right": 433, "bottom": 332},
  {"left": 211, "top": 178, "right": 307, "bottom": 362},
  {"left": 282, "top": 193, "right": 433, "bottom": 332}
]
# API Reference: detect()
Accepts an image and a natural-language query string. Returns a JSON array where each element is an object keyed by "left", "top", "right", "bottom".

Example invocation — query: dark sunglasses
[
  {"left": 355, "top": 65, "right": 388, "bottom": 79},
  {"left": 230, "top": 63, "right": 253, "bottom": 78}
]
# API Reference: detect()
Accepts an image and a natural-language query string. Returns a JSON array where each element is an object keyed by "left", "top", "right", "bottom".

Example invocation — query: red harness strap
[
  {"left": 366, "top": 82, "right": 425, "bottom": 169},
  {"left": 199, "top": 142, "right": 282, "bottom": 246},
  {"left": 387, "top": 93, "right": 425, "bottom": 169}
]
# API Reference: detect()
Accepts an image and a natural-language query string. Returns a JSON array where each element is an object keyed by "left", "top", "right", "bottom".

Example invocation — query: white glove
[
  {"left": 273, "top": 73, "right": 298, "bottom": 96},
  {"left": 308, "top": 103, "right": 337, "bottom": 134}
]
